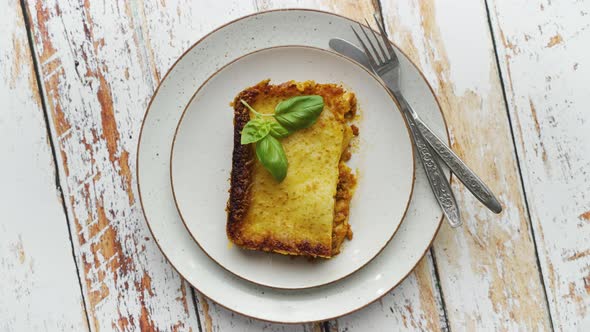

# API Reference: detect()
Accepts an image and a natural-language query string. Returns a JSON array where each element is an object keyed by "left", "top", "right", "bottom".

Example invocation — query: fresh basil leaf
[
  {"left": 274, "top": 95, "right": 324, "bottom": 131},
  {"left": 268, "top": 122, "right": 291, "bottom": 138},
  {"left": 240, "top": 118, "right": 270, "bottom": 144},
  {"left": 256, "top": 135, "right": 288, "bottom": 182}
]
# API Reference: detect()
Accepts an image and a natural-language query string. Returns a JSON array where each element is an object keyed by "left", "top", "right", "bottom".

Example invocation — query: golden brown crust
[
  {"left": 226, "top": 83, "right": 260, "bottom": 239},
  {"left": 227, "top": 80, "right": 357, "bottom": 257},
  {"left": 331, "top": 163, "right": 357, "bottom": 254}
]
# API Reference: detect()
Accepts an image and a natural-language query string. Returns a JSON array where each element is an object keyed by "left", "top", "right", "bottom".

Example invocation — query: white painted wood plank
[
  {"left": 0, "top": 1, "right": 88, "bottom": 331},
  {"left": 487, "top": 0, "right": 590, "bottom": 330},
  {"left": 379, "top": 0, "right": 552, "bottom": 330},
  {"left": 24, "top": 1, "right": 200, "bottom": 330}
]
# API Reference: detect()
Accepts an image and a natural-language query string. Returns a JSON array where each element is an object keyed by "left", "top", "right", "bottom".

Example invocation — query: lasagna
[{"left": 227, "top": 80, "right": 358, "bottom": 258}]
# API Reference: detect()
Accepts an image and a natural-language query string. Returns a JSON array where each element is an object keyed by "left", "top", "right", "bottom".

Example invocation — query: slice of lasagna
[{"left": 227, "top": 80, "right": 358, "bottom": 258}]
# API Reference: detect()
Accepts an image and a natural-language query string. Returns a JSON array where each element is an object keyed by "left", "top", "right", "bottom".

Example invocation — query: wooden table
[{"left": 2, "top": 1, "right": 588, "bottom": 330}]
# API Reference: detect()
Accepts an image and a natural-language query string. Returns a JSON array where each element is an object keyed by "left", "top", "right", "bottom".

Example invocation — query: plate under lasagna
[{"left": 170, "top": 46, "right": 415, "bottom": 289}]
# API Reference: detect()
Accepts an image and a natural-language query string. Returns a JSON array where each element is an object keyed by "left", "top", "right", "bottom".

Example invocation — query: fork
[
  {"left": 354, "top": 16, "right": 503, "bottom": 215},
  {"left": 351, "top": 16, "right": 503, "bottom": 225},
  {"left": 351, "top": 15, "right": 502, "bottom": 218},
  {"left": 349, "top": 18, "right": 460, "bottom": 227}
]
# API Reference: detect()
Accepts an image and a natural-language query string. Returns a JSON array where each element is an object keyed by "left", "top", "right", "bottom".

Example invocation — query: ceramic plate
[
  {"left": 170, "top": 46, "right": 415, "bottom": 289},
  {"left": 137, "top": 9, "right": 451, "bottom": 323}
]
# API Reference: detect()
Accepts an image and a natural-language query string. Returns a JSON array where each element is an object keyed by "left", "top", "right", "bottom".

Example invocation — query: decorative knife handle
[
  {"left": 400, "top": 101, "right": 462, "bottom": 228},
  {"left": 412, "top": 112, "right": 503, "bottom": 214}
]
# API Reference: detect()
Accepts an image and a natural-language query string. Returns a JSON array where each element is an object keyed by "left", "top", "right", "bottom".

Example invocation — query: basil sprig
[
  {"left": 239, "top": 95, "right": 324, "bottom": 182},
  {"left": 268, "top": 122, "right": 290, "bottom": 138},
  {"left": 274, "top": 95, "right": 324, "bottom": 131},
  {"left": 240, "top": 118, "right": 271, "bottom": 144},
  {"left": 256, "top": 135, "right": 288, "bottom": 182}
]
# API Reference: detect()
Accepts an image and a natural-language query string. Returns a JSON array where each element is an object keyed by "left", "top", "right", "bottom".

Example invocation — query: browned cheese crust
[{"left": 226, "top": 86, "right": 258, "bottom": 238}]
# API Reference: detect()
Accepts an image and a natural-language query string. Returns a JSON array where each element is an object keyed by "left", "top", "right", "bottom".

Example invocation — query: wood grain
[
  {"left": 16, "top": 0, "right": 586, "bottom": 330},
  {"left": 380, "top": 0, "right": 553, "bottom": 329},
  {"left": 488, "top": 0, "right": 590, "bottom": 329},
  {"left": 0, "top": 1, "right": 88, "bottom": 330},
  {"left": 23, "top": 1, "right": 200, "bottom": 330}
]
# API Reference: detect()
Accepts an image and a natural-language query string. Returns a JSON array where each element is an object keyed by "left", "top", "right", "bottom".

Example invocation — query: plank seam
[
  {"left": 430, "top": 249, "right": 451, "bottom": 332},
  {"left": 190, "top": 287, "right": 205, "bottom": 332},
  {"left": 18, "top": 0, "right": 92, "bottom": 330},
  {"left": 377, "top": 5, "right": 452, "bottom": 330},
  {"left": 321, "top": 320, "right": 333, "bottom": 332},
  {"left": 373, "top": 0, "right": 383, "bottom": 19},
  {"left": 124, "top": 2, "right": 204, "bottom": 328},
  {"left": 482, "top": 1, "right": 555, "bottom": 330}
]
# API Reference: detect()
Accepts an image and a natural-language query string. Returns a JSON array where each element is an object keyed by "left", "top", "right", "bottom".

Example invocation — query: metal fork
[{"left": 351, "top": 15, "right": 503, "bottom": 221}]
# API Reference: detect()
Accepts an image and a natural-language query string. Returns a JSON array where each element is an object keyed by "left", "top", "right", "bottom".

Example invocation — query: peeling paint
[
  {"left": 546, "top": 33, "right": 563, "bottom": 47},
  {"left": 25, "top": 0, "right": 200, "bottom": 330},
  {"left": 488, "top": 0, "right": 590, "bottom": 329},
  {"left": 10, "top": 0, "right": 586, "bottom": 330},
  {"left": 198, "top": 294, "right": 214, "bottom": 332},
  {"left": 566, "top": 249, "right": 590, "bottom": 261},
  {"left": 1, "top": 1, "right": 88, "bottom": 330}
]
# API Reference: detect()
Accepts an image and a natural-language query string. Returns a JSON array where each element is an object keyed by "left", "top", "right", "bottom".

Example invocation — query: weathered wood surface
[
  {"left": 6, "top": 0, "right": 590, "bottom": 330},
  {"left": 488, "top": 0, "right": 590, "bottom": 330},
  {"left": 380, "top": 0, "right": 552, "bottom": 330},
  {"left": 24, "top": 1, "right": 200, "bottom": 330},
  {"left": 0, "top": 1, "right": 88, "bottom": 331}
]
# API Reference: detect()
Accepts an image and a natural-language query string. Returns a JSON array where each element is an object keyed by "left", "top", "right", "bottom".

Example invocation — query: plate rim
[
  {"left": 137, "top": 8, "right": 453, "bottom": 324},
  {"left": 169, "top": 44, "right": 417, "bottom": 290}
]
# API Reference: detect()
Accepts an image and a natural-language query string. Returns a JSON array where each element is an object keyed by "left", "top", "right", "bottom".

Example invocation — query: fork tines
[{"left": 351, "top": 14, "right": 398, "bottom": 68}]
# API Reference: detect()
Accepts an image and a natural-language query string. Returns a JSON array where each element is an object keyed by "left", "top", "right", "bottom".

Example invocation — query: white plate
[
  {"left": 170, "top": 46, "right": 415, "bottom": 289},
  {"left": 137, "top": 9, "right": 451, "bottom": 323}
]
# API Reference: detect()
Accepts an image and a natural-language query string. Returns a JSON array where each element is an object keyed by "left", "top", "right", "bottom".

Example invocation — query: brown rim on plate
[
  {"left": 137, "top": 8, "right": 454, "bottom": 324},
  {"left": 169, "top": 45, "right": 417, "bottom": 290}
]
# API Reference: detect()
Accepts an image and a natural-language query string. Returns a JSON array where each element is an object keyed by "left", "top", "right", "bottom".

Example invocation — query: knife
[
  {"left": 330, "top": 38, "right": 502, "bottom": 216},
  {"left": 329, "top": 39, "right": 461, "bottom": 227}
]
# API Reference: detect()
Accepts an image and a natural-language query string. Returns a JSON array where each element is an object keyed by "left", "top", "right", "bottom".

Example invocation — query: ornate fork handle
[
  {"left": 399, "top": 98, "right": 462, "bottom": 227},
  {"left": 411, "top": 113, "right": 503, "bottom": 214}
]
